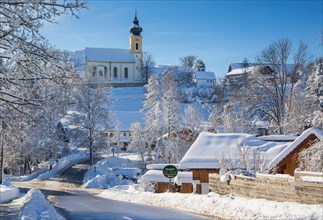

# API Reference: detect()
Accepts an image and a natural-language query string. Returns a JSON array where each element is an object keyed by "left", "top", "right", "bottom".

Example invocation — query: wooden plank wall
[{"left": 209, "top": 172, "right": 323, "bottom": 204}]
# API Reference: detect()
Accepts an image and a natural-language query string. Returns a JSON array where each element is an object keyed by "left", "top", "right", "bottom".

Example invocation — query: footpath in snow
[{"left": 99, "top": 185, "right": 323, "bottom": 220}]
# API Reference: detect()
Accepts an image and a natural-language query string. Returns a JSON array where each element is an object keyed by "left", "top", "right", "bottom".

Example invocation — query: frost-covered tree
[
  {"left": 0, "top": 0, "right": 86, "bottom": 181},
  {"left": 0, "top": 0, "right": 86, "bottom": 111},
  {"left": 181, "top": 105, "right": 205, "bottom": 140},
  {"left": 139, "top": 52, "right": 156, "bottom": 83},
  {"left": 72, "top": 84, "right": 111, "bottom": 165},
  {"left": 299, "top": 140, "right": 323, "bottom": 172},
  {"left": 305, "top": 58, "right": 323, "bottom": 128},
  {"left": 179, "top": 55, "right": 197, "bottom": 70},
  {"left": 142, "top": 75, "right": 163, "bottom": 154},
  {"left": 233, "top": 39, "right": 310, "bottom": 133},
  {"left": 161, "top": 72, "right": 181, "bottom": 163},
  {"left": 128, "top": 122, "right": 147, "bottom": 166},
  {"left": 194, "top": 59, "right": 206, "bottom": 72}
]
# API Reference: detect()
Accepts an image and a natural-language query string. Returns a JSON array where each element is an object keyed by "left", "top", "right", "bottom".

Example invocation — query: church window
[
  {"left": 104, "top": 67, "right": 107, "bottom": 78},
  {"left": 136, "top": 42, "right": 139, "bottom": 51},
  {"left": 99, "top": 70, "right": 103, "bottom": 77},
  {"left": 92, "top": 66, "right": 97, "bottom": 77},
  {"left": 113, "top": 67, "right": 118, "bottom": 78},
  {"left": 124, "top": 67, "right": 128, "bottom": 79}
]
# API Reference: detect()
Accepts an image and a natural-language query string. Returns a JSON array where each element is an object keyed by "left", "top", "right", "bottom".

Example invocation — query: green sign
[{"left": 163, "top": 165, "right": 178, "bottom": 178}]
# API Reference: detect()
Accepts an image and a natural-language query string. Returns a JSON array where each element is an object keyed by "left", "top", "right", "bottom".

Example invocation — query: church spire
[{"left": 129, "top": 10, "right": 143, "bottom": 36}]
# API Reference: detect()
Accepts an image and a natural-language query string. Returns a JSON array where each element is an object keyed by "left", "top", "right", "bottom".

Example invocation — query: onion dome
[{"left": 129, "top": 11, "right": 143, "bottom": 36}]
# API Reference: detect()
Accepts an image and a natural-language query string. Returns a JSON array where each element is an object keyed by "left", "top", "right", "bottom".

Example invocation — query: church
[{"left": 71, "top": 13, "right": 145, "bottom": 86}]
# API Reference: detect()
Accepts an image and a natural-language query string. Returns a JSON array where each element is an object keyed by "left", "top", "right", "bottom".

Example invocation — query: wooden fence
[{"left": 209, "top": 171, "right": 323, "bottom": 204}]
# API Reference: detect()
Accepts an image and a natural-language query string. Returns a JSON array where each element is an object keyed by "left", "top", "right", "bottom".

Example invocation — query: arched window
[
  {"left": 92, "top": 66, "right": 97, "bottom": 77},
  {"left": 113, "top": 67, "right": 118, "bottom": 78},
  {"left": 124, "top": 67, "right": 128, "bottom": 79},
  {"left": 104, "top": 67, "right": 107, "bottom": 78},
  {"left": 99, "top": 70, "right": 103, "bottom": 77},
  {"left": 135, "top": 42, "right": 139, "bottom": 51}
]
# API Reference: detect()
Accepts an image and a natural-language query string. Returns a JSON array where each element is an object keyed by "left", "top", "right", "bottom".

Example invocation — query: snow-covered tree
[
  {"left": 0, "top": 0, "right": 86, "bottom": 111},
  {"left": 128, "top": 122, "right": 147, "bottom": 166},
  {"left": 299, "top": 140, "right": 323, "bottom": 172},
  {"left": 72, "top": 84, "right": 111, "bottom": 165},
  {"left": 305, "top": 58, "right": 323, "bottom": 128},
  {"left": 161, "top": 72, "right": 181, "bottom": 163},
  {"left": 179, "top": 55, "right": 197, "bottom": 70},
  {"left": 181, "top": 105, "right": 205, "bottom": 140},
  {"left": 142, "top": 75, "right": 163, "bottom": 154},
  {"left": 194, "top": 59, "right": 206, "bottom": 71},
  {"left": 0, "top": 0, "right": 86, "bottom": 181},
  {"left": 233, "top": 39, "right": 310, "bottom": 133},
  {"left": 139, "top": 52, "right": 156, "bottom": 83}
]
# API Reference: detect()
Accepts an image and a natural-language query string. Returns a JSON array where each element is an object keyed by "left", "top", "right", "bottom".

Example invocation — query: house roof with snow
[
  {"left": 268, "top": 128, "right": 323, "bottom": 172},
  {"left": 138, "top": 170, "right": 173, "bottom": 183},
  {"left": 193, "top": 71, "right": 216, "bottom": 80},
  {"left": 180, "top": 132, "right": 252, "bottom": 169},
  {"left": 179, "top": 131, "right": 293, "bottom": 170}
]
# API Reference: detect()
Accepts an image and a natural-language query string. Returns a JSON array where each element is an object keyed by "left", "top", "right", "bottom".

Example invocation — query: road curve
[{"left": 46, "top": 189, "right": 208, "bottom": 220}]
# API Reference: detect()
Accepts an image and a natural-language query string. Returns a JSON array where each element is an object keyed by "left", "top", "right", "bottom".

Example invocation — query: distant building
[
  {"left": 193, "top": 71, "right": 216, "bottom": 88},
  {"left": 225, "top": 63, "right": 303, "bottom": 84},
  {"left": 71, "top": 12, "right": 145, "bottom": 86}
]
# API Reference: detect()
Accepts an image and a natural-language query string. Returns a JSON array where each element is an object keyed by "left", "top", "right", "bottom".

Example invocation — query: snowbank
[
  {"left": 99, "top": 186, "right": 323, "bottom": 220},
  {"left": 0, "top": 181, "right": 20, "bottom": 203},
  {"left": 6, "top": 167, "right": 49, "bottom": 182},
  {"left": 83, "top": 156, "right": 141, "bottom": 188},
  {"left": 38, "top": 150, "right": 89, "bottom": 180},
  {"left": 18, "top": 189, "right": 63, "bottom": 220}
]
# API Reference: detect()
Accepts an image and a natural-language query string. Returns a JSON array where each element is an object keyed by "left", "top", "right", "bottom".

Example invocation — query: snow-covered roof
[
  {"left": 180, "top": 132, "right": 253, "bottom": 169},
  {"left": 257, "top": 134, "right": 298, "bottom": 142},
  {"left": 174, "top": 171, "right": 193, "bottom": 185},
  {"left": 138, "top": 170, "right": 172, "bottom": 183},
  {"left": 71, "top": 48, "right": 135, "bottom": 67},
  {"left": 179, "top": 131, "right": 293, "bottom": 170},
  {"left": 146, "top": 164, "right": 180, "bottom": 170},
  {"left": 268, "top": 128, "right": 323, "bottom": 171},
  {"left": 194, "top": 71, "right": 216, "bottom": 80},
  {"left": 226, "top": 66, "right": 256, "bottom": 76},
  {"left": 85, "top": 48, "right": 135, "bottom": 63}
]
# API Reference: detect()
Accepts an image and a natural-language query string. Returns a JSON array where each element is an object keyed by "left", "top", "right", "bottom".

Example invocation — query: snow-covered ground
[
  {"left": 18, "top": 189, "right": 63, "bottom": 220},
  {"left": 0, "top": 181, "right": 20, "bottom": 203},
  {"left": 99, "top": 186, "right": 323, "bottom": 220}
]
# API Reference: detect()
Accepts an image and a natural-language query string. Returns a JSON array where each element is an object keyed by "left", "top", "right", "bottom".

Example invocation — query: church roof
[
  {"left": 194, "top": 71, "right": 216, "bottom": 80},
  {"left": 85, "top": 48, "right": 135, "bottom": 63},
  {"left": 71, "top": 48, "right": 135, "bottom": 66}
]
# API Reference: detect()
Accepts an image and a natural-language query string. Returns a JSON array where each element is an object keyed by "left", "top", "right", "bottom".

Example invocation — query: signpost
[{"left": 163, "top": 165, "right": 178, "bottom": 192}]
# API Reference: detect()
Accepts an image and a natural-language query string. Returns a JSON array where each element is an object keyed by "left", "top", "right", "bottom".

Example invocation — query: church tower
[
  {"left": 129, "top": 11, "right": 143, "bottom": 54},
  {"left": 129, "top": 11, "right": 143, "bottom": 82}
]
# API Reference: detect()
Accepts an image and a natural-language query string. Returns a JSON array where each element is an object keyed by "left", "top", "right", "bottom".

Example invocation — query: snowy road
[
  {"left": 46, "top": 189, "right": 208, "bottom": 220},
  {"left": 10, "top": 160, "right": 209, "bottom": 220}
]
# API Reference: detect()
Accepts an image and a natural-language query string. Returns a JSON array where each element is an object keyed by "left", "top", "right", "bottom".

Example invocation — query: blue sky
[{"left": 42, "top": 0, "right": 322, "bottom": 77}]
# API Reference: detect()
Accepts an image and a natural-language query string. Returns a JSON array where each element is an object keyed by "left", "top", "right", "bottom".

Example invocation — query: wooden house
[
  {"left": 179, "top": 131, "right": 295, "bottom": 194},
  {"left": 268, "top": 128, "right": 323, "bottom": 176},
  {"left": 179, "top": 132, "right": 253, "bottom": 194}
]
